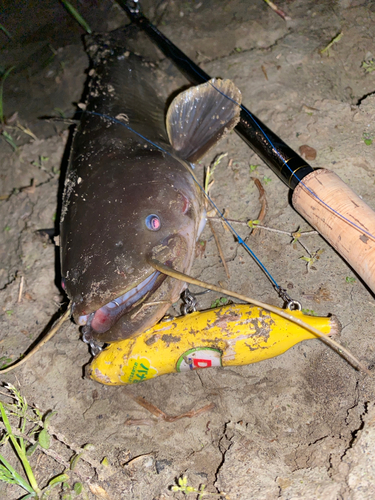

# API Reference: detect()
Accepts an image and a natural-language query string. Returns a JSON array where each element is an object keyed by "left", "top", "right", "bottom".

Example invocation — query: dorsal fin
[{"left": 166, "top": 78, "right": 242, "bottom": 163}]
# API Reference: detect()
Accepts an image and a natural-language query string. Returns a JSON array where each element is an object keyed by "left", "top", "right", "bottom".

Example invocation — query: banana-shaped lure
[{"left": 88, "top": 304, "right": 340, "bottom": 385}]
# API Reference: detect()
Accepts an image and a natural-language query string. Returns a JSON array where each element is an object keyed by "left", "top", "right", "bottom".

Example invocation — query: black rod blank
[{"left": 118, "top": 1, "right": 313, "bottom": 189}]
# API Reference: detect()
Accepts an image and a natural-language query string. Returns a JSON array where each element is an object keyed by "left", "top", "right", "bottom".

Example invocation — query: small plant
[
  {"left": 361, "top": 59, "right": 375, "bottom": 73},
  {"left": 0, "top": 385, "right": 110, "bottom": 499},
  {"left": 171, "top": 475, "right": 229, "bottom": 499},
  {"left": 210, "top": 297, "right": 229, "bottom": 308},
  {"left": 300, "top": 249, "right": 324, "bottom": 271},
  {"left": 302, "top": 308, "right": 317, "bottom": 316},
  {"left": 345, "top": 276, "right": 356, "bottom": 284},
  {"left": 362, "top": 133, "right": 373, "bottom": 146},
  {"left": 247, "top": 219, "right": 260, "bottom": 229},
  {"left": 291, "top": 228, "right": 302, "bottom": 244},
  {"left": 263, "top": 175, "right": 272, "bottom": 185},
  {"left": 0, "top": 384, "right": 68, "bottom": 498},
  {"left": 319, "top": 31, "right": 343, "bottom": 56},
  {"left": 204, "top": 153, "right": 228, "bottom": 195},
  {"left": 0, "top": 358, "right": 12, "bottom": 369}
]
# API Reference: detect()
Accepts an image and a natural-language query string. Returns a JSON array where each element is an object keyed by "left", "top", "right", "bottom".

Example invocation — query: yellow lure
[{"left": 88, "top": 304, "right": 340, "bottom": 385}]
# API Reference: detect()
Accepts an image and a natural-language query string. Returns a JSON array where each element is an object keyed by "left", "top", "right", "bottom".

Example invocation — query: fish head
[{"left": 61, "top": 148, "right": 204, "bottom": 343}]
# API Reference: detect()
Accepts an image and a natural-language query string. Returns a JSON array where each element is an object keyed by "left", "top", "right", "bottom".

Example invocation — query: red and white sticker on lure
[{"left": 176, "top": 348, "right": 222, "bottom": 372}]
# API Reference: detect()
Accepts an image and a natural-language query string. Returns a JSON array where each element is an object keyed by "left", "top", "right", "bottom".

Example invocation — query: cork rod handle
[{"left": 292, "top": 169, "right": 375, "bottom": 294}]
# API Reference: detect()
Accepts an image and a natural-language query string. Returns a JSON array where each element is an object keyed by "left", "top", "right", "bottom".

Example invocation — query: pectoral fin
[{"left": 166, "top": 78, "right": 242, "bottom": 163}]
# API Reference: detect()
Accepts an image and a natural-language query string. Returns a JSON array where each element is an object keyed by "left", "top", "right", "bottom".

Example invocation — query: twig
[
  {"left": 263, "top": 0, "right": 291, "bottom": 20},
  {"left": 208, "top": 219, "right": 230, "bottom": 279},
  {"left": 17, "top": 276, "right": 24, "bottom": 303},
  {"left": 149, "top": 258, "right": 371, "bottom": 375},
  {"left": 250, "top": 177, "right": 267, "bottom": 236},
  {"left": 129, "top": 395, "right": 215, "bottom": 423},
  {"left": 0, "top": 305, "right": 72, "bottom": 373},
  {"left": 208, "top": 216, "right": 318, "bottom": 254},
  {"left": 204, "top": 153, "right": 230, "bottom": 278}
]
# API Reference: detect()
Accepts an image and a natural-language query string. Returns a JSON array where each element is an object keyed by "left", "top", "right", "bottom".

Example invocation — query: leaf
[
  {"left": 70, "top": 452, "right": 83, "bottom": 470},
  {"left": 263, "top": 176, "right": 272, "bottom": 184},
  {"left": 247, "top": 219, "right": 260, "bottom": 229},
  {"left": 43, "top": 411, "right": 56, "bottom": 430},
  {"left": 300, "top": 256, "right": 311, "bottom": 263},
  {"left": 38, "top": 429, "right": 50, "bottom": 449},
  {"left": 26, "top": 442, "right": 39, "bottom": 457},
  {"left": 48, "top": 473, "right": 69, "bottom": 487},
  {"left": 74, "top": 482, "right": 83, "bottom": 494},
  {"left": 0, "top": 356, "right": 12, "bottom": 369},
  {"left": 2, "top": 130, "right": 18, "bottom": 151}
]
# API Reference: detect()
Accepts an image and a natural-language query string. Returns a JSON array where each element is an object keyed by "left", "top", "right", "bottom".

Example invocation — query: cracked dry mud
[{"left": 1, "top": 0, "right": 375, "bottom": 498}]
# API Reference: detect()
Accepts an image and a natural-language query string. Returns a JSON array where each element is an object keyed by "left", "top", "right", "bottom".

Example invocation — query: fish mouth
[
  {"left": 74, "top": 229, "right": 196, "bottom": 343},
  {"left": 77, "top": 270, "right": 163, "bottom": 335}
]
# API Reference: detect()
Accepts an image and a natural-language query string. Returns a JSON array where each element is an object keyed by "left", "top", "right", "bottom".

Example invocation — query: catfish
[{"left": 60, "top": 27, "right": 241, "bottom": 344}]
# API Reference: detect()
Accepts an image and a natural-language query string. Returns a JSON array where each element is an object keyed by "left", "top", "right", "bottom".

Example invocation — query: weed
[
  {"left": 301, "top": 308, "right": 317, "bottom": 316},
  {"left": 263, "top": 175, "right": 272, "bottom": 184},
  {"left": 0, "top": 358, "right": 12, "bottom": 370},
  {"left": 171, "top": 475, "right": 229, "bottom": 499},
  {"left": 320, "top": 31, "right": 343, "bottom": 56},
  {"left": 2, "top": 130, "right": 17, "bottom": 151},
  {"left": 0, "top": 384, "right": 68, "bottom": 498},
  {"left": 247, "top": 219, "right": 260, "bottom": 229},
  {"left": 0, "top": 384, "right": 98, "bottom": 499},
  {"left": 361, "top": 59, "right": 375, "bottom": 73},
  {"left": 210, "top": 297, "right": 229, "bottom": 308},
  {"left": 300, "top": 249, "right": 324, "bottom": 271},
  {"left": 204, "top": 153, "right": 228, "bottom": 195},
  {"left": 60, "top": 1, "right": 92, "bottom": 34},
  {"left": 0, "top": 66, "right": 14, "bottom": 125},
  {"left": 362, "top": 133, "right": 373, "bottom": 146}
]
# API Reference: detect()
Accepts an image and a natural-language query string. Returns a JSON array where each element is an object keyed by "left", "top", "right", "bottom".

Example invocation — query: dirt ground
[{"left": 1, "top": 0, "right": 375, "bottom": 498}]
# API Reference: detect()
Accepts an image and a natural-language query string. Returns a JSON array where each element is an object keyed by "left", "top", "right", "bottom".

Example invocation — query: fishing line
[
  {"left": 147, "top": 39, "right": 375, "bottom": 242},
  {"left": 85, "top": 110, "right": 281, "bottom": 291},
  {"left": 149, "top": 258, "right": 370, "bottom": 374}
]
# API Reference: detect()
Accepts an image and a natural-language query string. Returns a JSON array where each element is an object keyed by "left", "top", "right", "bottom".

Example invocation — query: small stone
[{"left": 299, "top": 144, "right": 317, "bottom": 160}]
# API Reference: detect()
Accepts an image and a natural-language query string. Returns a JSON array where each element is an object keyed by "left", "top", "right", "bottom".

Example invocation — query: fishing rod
[{"left": 119, "top": 0, "right": 375, "bottom": 295}]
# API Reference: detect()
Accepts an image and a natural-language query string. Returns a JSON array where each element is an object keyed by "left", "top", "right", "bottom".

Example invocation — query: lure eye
[{"left": 145, "top": 214, "right": 161, "bottom": 231}]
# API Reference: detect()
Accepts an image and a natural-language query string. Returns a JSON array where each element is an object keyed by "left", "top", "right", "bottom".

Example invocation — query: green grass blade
[
  {"left": 0, "top": 66, "right": 15, "bottom": 124},
  {"left": 0, "top": 455, "right": 34, "bottom": 493},
  {"left": 0, "top": 404, "right": 40, "bottom": 495},
  {"left": 0, "top": 24, "right": 12, "bottom": 40},
  {"left": 2, "top": 130, "right": 18, "bottom": 151},
  {"left": 60, "top": 1, "right": 92, "bottom": 33}
]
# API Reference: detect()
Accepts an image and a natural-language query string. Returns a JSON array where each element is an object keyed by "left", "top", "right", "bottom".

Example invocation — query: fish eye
[{"left": 145, "top": 214, "right": 161, "bottom": 231}]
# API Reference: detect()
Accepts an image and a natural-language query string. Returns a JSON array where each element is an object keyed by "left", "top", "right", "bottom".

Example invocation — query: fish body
[{"left": 60, "top": 28, "right": 241, "bottom": 343}]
